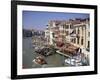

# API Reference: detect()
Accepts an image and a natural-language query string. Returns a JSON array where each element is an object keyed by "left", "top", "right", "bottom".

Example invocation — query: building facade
[{"left": 45, "top": 18, "right": 90, "bottom": 52}]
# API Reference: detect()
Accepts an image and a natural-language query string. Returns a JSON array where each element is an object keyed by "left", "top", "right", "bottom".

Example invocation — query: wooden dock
[{"left": 56, "top": 50, "right": 71, "bottom": 58}]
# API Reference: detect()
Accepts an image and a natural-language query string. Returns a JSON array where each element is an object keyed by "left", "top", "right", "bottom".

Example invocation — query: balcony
[{"left": 70, "top": 34, "right": 77, "bottom": 37}]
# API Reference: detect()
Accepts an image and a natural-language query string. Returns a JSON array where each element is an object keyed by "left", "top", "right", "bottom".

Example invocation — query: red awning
[{"left": 56, "top": 41, "right": 64, "bottom": 47}]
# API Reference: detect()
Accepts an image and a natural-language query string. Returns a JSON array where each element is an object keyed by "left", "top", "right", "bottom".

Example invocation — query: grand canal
[
  {"left": 23, "top": 37, "right": 67, "bottom": 69},
  {"left": 23, "top": 37, "right": 89, "bottom": 69}
]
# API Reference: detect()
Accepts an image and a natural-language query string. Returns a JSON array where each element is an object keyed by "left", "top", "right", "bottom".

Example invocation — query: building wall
[
  {"left": 72, "top": 22, "right": 90, "bottom": 51},
  {"left": 46, "top": 19, "right": 90, "bottom": 51}
]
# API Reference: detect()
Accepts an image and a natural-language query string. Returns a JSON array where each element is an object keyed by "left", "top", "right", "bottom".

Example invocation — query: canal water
[{"left": 23, "top": 37, "right": 67, "bottom": 69}]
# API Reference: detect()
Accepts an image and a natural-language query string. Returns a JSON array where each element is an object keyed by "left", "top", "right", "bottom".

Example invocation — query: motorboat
[
  {"left": 65, "top": 58, "right": 76, "bottom": 66},
  {"left": 33, "top": 56, "right": 47, "bottom": 65}
]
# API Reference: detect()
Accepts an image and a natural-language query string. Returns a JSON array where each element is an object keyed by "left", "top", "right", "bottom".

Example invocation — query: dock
[{"left": 56, "top": 50, "right": 71, "bottom": 58}]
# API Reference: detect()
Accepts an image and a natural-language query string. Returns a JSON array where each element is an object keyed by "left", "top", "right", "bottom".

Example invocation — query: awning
[
  {"left": 56, "top": 41, "right": 64, "bottom": 47},
  {"left": 60, "top": 43, "right": 79, "bottom": 55}
]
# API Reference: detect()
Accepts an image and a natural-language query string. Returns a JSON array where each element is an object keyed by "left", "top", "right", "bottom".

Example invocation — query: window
[
  {"left": 73, "top": 29, "right": 76, "bottom": 34},
  {"left": 87, "top": 41, "right": 90, "bottom": 48},
  {"left": 64, "top": 24, "right": 67, "bottom": 29},
  {"left": 77, "top": 37, "right": 80, "bottom": 44},
  {"left": 72, "top": 38, "right": 76, "bottom": 43},
  {"left": 74, "top": 38, "right": 76, "bottom": 43},
  {"left": 66, "top": 31, "right": 69, "bottom": 36},
  {"left": 70, "top": 25, "right": 73, "bottom": 29},
  {"left": 81, "top": 37, "right": 84, "bottom": 45},
  {"left": 82, "top": 27, "right": 84, "bottom": 35},
  {"left": 71, "top": 39, "right": 74, "bottom": 43},
  {"left": 52, "top": 33, "right": 55, "bottom": 38},
  {"left": 65, "top": 25, "right": 69, "bottom": 29},
  {"left": 78, "top": 28, "right": 80, "bottom": 34},
  {"left": 88, "top": 32, "right": 90, "bottom": 37}
]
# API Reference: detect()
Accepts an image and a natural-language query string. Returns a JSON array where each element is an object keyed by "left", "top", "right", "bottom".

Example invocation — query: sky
[{"left": 23, "top": 11, "right": 89, "bottom": 30}]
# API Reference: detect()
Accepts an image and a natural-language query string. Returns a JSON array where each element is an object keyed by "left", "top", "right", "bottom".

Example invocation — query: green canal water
[{"left": 23, "top": 37, "right": 67, "bottom": 69}]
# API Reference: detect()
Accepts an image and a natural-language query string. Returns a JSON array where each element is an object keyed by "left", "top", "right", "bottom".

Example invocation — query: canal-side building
[
  {"left": 46, "top": 20, "right": 63, "bottom": 46},
  {"left": 32, "top": 29, "right": 46, "bottom": 47},
  {"left": 70, "top": 18, "right": 90, "bottom": 51},
  {"left": 45, "top": 27, "right": 50, "bottom": 45},
  {"left": 45, "top": 18, "right": 90, "bottom": 52}
]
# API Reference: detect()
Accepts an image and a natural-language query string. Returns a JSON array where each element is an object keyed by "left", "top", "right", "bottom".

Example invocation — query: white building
[{"left": 45, "top": 18, "right": 90, "bottom": 52}]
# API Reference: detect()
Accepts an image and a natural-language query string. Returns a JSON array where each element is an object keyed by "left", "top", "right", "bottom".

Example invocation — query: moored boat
[{"left": 33, "top": 56, "right": 47, "bottom": 65}]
